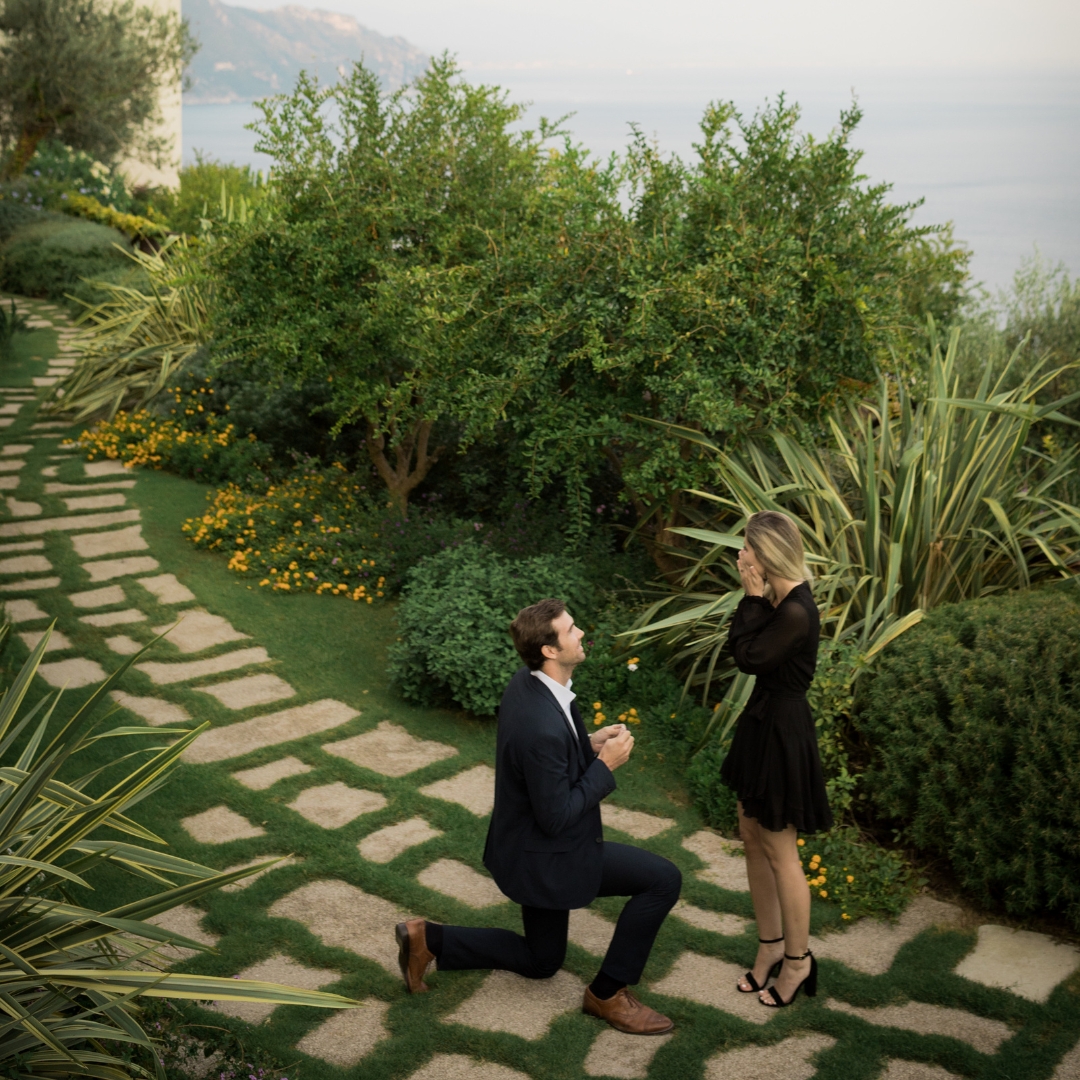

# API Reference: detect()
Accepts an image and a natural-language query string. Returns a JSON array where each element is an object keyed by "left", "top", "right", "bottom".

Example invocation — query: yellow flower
[
  {"left": 592, "top": 702, "right": 602, "bottom": 711},
  {"left": 846, "top": 875, "right": 854, "bottom": 884},
  {"left": 796, "top": 839, "right": 805, "bottom": 847},
  {"left": 593, "top": 716, "right": 603, "bottom": 726},
  {"left": 819, "top": 890, "right": 828, "bottom": 898},
  {"left": 841, "top": 913, "right": 851, "bottom": 921}
]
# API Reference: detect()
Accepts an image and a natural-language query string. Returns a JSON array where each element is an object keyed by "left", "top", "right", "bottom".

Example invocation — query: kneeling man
[{"left": 396, "top": 598, "right": 680, "bottom": 1034}]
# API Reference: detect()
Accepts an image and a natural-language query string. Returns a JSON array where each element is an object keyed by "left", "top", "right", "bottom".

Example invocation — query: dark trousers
[{"left": 438, "top": 841, "right": 681, "bottom": 986}]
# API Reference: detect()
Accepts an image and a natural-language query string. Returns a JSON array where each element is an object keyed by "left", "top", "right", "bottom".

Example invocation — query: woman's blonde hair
[{"left": 744, "top": 510, "right": 812, "bottom": 601}]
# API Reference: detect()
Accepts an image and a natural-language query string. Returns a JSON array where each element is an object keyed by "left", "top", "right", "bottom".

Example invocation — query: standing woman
[{"left": 721, "top": 510, "right": 832, "bottom": 1007}]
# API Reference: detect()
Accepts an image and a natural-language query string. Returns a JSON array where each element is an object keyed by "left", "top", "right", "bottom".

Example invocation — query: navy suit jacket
[{"left": 483, "top": 666, "right": 617, "bottom": 909}]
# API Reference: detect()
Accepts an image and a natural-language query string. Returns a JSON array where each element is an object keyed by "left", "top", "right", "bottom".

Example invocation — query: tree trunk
[{"left": 365, "top": 417, "right": 444, "bottom": 516}]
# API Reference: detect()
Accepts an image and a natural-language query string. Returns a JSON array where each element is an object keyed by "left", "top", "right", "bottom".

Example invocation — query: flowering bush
[
  {"left": 798, "top": 827, "right": 920, "bottom": 921},
  {"left": 184, "top": 462, "right": 388, "bottom": 603}
]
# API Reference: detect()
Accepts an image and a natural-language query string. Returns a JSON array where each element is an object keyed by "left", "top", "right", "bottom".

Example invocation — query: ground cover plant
[{"left": 856, "top": 581, "right": 1080, "bottom": 930}]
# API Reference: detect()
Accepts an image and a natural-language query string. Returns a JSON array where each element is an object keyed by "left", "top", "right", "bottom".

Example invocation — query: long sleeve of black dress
[{"left": 720, "top": 583, "right": 833, "bottom": 833}]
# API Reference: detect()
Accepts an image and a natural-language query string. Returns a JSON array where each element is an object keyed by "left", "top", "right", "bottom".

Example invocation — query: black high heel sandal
[
  {"left": 759, "top": 949, "right": 817, "bottom": 1007},
  {"left": 736, "top": 936, "right": 785, "bottom": 993}
]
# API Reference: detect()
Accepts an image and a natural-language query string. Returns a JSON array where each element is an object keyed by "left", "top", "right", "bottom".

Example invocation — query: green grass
[{"left": 2, "top": 316, "right": 1079, "bottom": 1079}]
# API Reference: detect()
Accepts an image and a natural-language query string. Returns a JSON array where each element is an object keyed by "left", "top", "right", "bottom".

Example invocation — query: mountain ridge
[{"left": 183, "top": 0, "right": 429, "bottom": 104}]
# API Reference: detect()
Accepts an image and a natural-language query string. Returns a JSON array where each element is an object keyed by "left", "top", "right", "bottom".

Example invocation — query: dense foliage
[
  {"left": 0, "top": 0, "right": 195, "bottom": 177},
  {"left": 389, "top": 543, "right": 594, "bottom": 715},
  {"left": 206, "top": 62, "right": 970, "bottom": 549},
  {"left": 856, "top": 583, "right": 1080, "bottom": 929}
]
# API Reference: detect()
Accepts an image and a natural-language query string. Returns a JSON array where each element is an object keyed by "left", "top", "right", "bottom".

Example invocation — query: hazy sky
[{"left": 235, "top": 0, "right": 1080, "bottom": 71}]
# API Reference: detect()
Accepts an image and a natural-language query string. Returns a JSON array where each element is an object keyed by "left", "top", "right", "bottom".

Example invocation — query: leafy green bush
[
  {"left": 389, "top": 543, "right": 594, "bottom": 715},
  {"left": 142, "top": 152, "right": 269, "bottom": 235},
  {"left": 687, "top": 740, "right": 739, "bottom": 832},
  {"left": 856, "top": 582, "right": 1080, "bottom": 928},
  {"left": 0, "top": 216, "right": 134, "bottom": 300},
  {"left": 799, "top": 827, "right": 921, "bottom": 921}
]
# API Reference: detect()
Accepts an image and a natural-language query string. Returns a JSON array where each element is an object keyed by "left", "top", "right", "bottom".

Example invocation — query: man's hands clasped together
[{"left": 592, "top": 723, "right": 634, "bottom": 771}]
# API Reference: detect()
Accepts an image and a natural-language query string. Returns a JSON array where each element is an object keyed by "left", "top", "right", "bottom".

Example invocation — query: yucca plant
[
  {"left": 40, "top": 236, "right": 209, "bottom": 422},
  {"left": 0, "top": 624, "right": 357, "bottom": 1078},
  {"left": 630, "top": 325, "right": 1080, "bottom": 744}
]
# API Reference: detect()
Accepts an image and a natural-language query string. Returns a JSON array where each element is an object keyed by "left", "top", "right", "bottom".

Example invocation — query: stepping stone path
[{"left": 3, "top": 295, "right": 1078, "bottom": 1080}]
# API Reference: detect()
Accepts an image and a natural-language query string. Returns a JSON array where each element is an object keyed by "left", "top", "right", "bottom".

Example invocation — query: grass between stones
[{"left": 1, "top": 300, "right": 1079, "bottom": 1080}]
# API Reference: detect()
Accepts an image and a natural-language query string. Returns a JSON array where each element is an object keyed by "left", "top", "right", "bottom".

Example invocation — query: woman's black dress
[{"left": 720, "top": 581, "right": 833, "bottom": 833}]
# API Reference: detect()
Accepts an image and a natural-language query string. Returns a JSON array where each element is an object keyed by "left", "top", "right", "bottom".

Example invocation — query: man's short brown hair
[{"left": 510, "top": 598, "right": 566, "bottom": 670}]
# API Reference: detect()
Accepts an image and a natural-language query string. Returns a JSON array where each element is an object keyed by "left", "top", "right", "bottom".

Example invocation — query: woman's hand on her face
[{"left": 737, "top": 548, "right": 766, "bottom": 597}]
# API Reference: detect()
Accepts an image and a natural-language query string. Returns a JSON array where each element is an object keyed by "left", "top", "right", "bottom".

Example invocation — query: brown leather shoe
[
  {"left": 582, "top": 986, "right": 674, "bottom": 1034},
  {"left": 395, "top": 918, "right": 434, "bottom": 993}
]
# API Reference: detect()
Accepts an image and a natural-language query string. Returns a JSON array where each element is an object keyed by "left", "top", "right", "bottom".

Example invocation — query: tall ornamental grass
[
  {"left": 0, "top": 625, "right": 356, "bottom": 1076},
  {"left": 631, "top": 327, "right": 1080, "bottom": 745}
]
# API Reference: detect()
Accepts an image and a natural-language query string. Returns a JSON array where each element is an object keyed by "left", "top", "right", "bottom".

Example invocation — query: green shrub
[
  {"left": 856, "top": 582, "right": 1080, "bottom": 928},
  {"left": 0, "top": 217, "right": 134, "bottom": 300},
  {"left": 687, "top": 740, "right": 739, "bottom": 832},
  {"left": 389, "top": 543, "right": 594, "bottom": 716}
]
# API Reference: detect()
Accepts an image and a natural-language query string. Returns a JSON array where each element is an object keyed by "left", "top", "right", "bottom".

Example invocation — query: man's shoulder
[{"left": 500, "top": 666, "right": 560, "bottom": 724}]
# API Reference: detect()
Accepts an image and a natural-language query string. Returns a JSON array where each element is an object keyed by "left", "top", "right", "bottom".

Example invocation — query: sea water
[{"left": 182, "top": 66, "right": 1080, "bottom": 293}]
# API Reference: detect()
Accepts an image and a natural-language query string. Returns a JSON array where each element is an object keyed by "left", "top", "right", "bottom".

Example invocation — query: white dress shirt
[{"left": 531, "top": 669, "right": 580, "bottom": 739}]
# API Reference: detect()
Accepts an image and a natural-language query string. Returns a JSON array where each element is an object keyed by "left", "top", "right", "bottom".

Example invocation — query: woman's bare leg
[
  {"left": 736, "top": 801, "right": 786, "bottom": 991},
  {"left": 755, "top": 822, "right": 812, "bottom": 1002}
]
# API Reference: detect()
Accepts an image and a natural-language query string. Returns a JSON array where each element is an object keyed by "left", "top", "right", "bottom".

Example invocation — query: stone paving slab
[
  {"left": 954, "top": 924, "right": 1080, "bottom": 1003},
  {"left": 136, "top": 572, "right": 196, "bottom": 603},
  {"left": 359, "top": 817, "right": 443, "bottom": 863},
  {"left": 83, "top": 555, "right": 160, "bottom": 582},
  {"left": 3, "top": 598, "right": 48, "bottom": 622},
  {"left": 106, "top": 634, "right": 143, "bottom": 655},
  {"left": 703, "top": 1033, "right": 837, "bottom": 1080},
  {"left": 681, "top": 830, "right": 749, "bottom": 892},
  {"left": 219, "top": 855, "right": 301, "bottom": 892},
  {"left": 269, "top": 879, "right": 415, "bottom": 976},
  {"left": 232, "top": 756, "right": 313, "bottom": 790},
  {"left": 37, "top": 657, "right": 107, "bottom": 688},
  {"left": 417, "top": 858, "right": 508, "bottom": 908},
  {"left": 19, "top": 629, "right": 71, "bottom": 652},
  {"left": 137, "top": 646, "right": 271, "bottom": 685},
  {"left": 181, "top": 698, "right": 359, "bottom": 764},
  {"left": 650, "top": 951, "right": 777, "bottom": 1025},
  {"left": 296, "top": 997, "right": 390, "bottom": 1066},
  {"left": 0, "top": 553, "right": 51, "bottom": 573},
  {"left": 110, "top": 690, "right": 190, "bottom": 726},
  {"left": 879, "top": 1063, "right": 964, "bottom": 1080},
  {"left": 70, "top": 525, "right": 147, "bottom": 558},
  {"left": 213, "top": 953, "right": 340, "bottom": 1023},
  {"left": 824, "top": 998, "right": 1012, "bottom": 1054},
  {"left": 0, "top": 508, "right": 140, "bottom": 536},
  {"left": 0, "top": 539, "right": 42, "bottom": 552},
  {"left": 568, "top": 907, "right": 616, "bottom": 956},
  {"left": 671, "top": 900, "right": 751, "bottom": 938},
  {"left": 0, "top": 460, "right": 24, "bottom": 471},
  {"left": 44, "top": 479, "right": 136, "bottom": 494},
  {"left": 408, "top": 1055, "right": 531, "bottom": 1080},
  {"left": 810, "top": 896, "right": 961, "bottom": 976},
  {"left": 6, "top": 495, "right": 42, "bottom": 516},
  {"left": 80, "top": 608, "right": 148, "bottom": 627},
  {"left": 419, "top": 763, "right": 496, "bottom": 816},
  {"left": 0, "top": 575, "right": 61, "bottom": 592},
  {"left": 196, "top": 672, "right": 295, "bottom": 709},
  {"left": 146, "top": 904, "right": 220, "bottom": 963},
  {"left": 600, "top": 804, "right": 675, "bottom": 839},
  {"left": 444, "top": 968, "right": 585, "bottom": 1040},
  {"left": 85, "top": 460, "right": 131, "bottom": 476},
  {"left": 583, "top": 1028, "right": 673, "bottom": 1079},
  {"left": 1051, "top": 1038, "right": 1080, "bottom": 1080},
  {"left": 63, "top": 492, "right": 127, "bottom": 511},
  {"left": 181, "top": 805, "right": 266, "bottom": 844},
  {"left": 153, "top": 609, "right": 250, "bottom": 653},
  {"left": 288, "top": 781, "right": 388, "bottom": 828},
  {"left": 1, "top": 444, "right": 31, "bottom": 455},
  {"left": 69, "top": 584, "right": 126, "bottom": 608},
  {"left": 324, "top": 720, "right": 458, "bottom": 777},
  {"left": 0, "top": 476, "right": 20, "bottom": 490}
]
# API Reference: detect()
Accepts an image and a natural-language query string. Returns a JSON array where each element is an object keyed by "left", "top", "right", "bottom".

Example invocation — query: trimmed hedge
[
  {"left": 389, "top": 542, "right": 593, "bottom": 716},
  {"left": 0, "top": 217, "right": 134, "bottom": 302},
  {"left": 856, "top": 582, "right": 1080, "bottom": 928}
]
